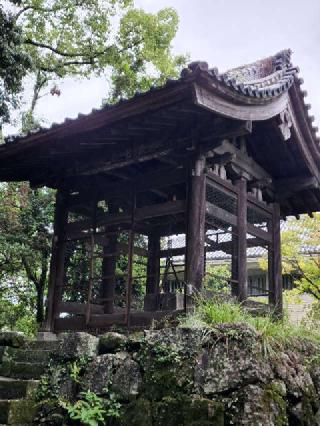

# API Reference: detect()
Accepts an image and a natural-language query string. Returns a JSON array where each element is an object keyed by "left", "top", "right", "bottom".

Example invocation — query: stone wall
[{"left": 34, "top": 325, "right": 320, "bottom": 425}]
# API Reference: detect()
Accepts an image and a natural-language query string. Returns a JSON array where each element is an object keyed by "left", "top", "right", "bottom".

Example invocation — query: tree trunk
[{"left": 36, "top": 283, "right": 45, "bottom": 324}]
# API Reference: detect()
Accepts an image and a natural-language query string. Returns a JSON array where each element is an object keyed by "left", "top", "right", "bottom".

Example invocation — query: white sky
[{"left": 4, "top": 0, "right": 320, "bottom": 135}]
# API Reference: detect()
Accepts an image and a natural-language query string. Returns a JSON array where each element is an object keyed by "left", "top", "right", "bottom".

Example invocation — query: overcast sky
[{"left": 4, "top": 0, "right": 320, "bottom": 135}]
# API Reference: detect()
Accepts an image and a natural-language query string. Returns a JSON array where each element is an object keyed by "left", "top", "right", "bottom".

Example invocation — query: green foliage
[
  {"left": 283, "top": 288, "right": 303, "bottom": 305},
  {"left": 258, "top": 215, "right": 320, "bottom": 300},
  {"left": 109, "top": 7, "right": 186, "bottom": 102},
  {"left": 3, "top": 0, "right": 186, "bottom": 125},
  {"left": 199, "top": 299, "right": 244, "bottom": 325},
  {"left": 60, "top": 374, "right": 122, "bottom": 425},
  {"left": 69, "top": 361, "right": 82, "bottom": 384},
  {"left": 60, "top": 390, "right": 107, "bottom": 426},
  {"left": 0, "top": 4, "right": 32, "bottom": 123},
  {"left": 0, "top": 284, "right": 34, "bottom": 331},
  {"left": 102, "top": 382, "right": 122, "bottom": 419},
  {"left": 69, "top": 357, "right": 91, "bottom": 384},
  {"left": 203, "top": 264, "right": 231, "bottom": 294},
  {"left": 150, "top": 343, "right": 182, "bottom": 365},
  {"left": 281, "top": 214, "right": 320, "bottom": 300},
  {"left": 302, "top": 300, "right": 320, "bottom": 329},
  {"left": 0, "top": 182, "right": 55, "bottom": 327}
]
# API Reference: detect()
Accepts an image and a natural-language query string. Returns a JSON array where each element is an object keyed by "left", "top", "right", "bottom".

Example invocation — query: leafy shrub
[{"left": 60, "top": 391, "right": 106, "bottom": 426}]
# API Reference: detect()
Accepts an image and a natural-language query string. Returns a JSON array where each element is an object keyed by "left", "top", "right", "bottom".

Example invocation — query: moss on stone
[
  {"left": 0, "top": 359, "right": 46, "bottom": 379},
  {"left": 122, "top": 398, "right": 153, "bottom": 426},
  {"left": 262, "top": 382, "right": 288, "bottom": 426},
  {"left": 0, "top": 399, "right": 37, "bottom": 424},
  {"left": 154, "top": 396, "right": 224, "bottom": 426},
  {"left": 0, "top": 331, "right": 26, "bottom": 348},
  {"left": 99, "top": 332, "right": 127, "bottom": 354},
  {"left": 301, "top": 394, "right": 318, "bottom": 425},
  {"left": 121, "top": 372, "right": 224, "bottom": 425}
]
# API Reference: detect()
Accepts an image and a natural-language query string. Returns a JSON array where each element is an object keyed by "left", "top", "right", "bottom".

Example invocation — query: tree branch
[
  {"left": 25, "top": 39, "right": 90, "bottom": 58},
  {"left": 15, "top": 6, "right": 58, "bottom": 22},
  {"left": 25, "top": 39, "right": 115, "bottom": 60}
]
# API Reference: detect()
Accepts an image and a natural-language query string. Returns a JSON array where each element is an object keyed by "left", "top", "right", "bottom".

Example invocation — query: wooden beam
[
  {"left": 57, "top": 302, "right": 104, "bottom": 315},
  {"left": 206, "top": 200, "right": 272, "bottom": 243},
  {"left": 73, "top": 134, "right": 190, "bottom": 178},
  {"left": 66, "top": 200, "right": 186, "bottom": 236},
  {"left": 0, "top": 83, "right": 193, "bottom": 162},
  {"left": 118, "top": 242, "right": 148, "bottom": 258},
  {"left": 201, "top": 119, "right": 252, "bottom": 144},
  {"left": 206, "top": 202, "right": 237, "bottom": 227},
  {"left": 205, "top": 236, "right": 266, "bottom": 254},
  {"left": 68, "top": 168, "right": 186, "bottom": 208},
  {"left": 275, "top": 176, "right": 319, "bottom": 200},
  {"left": 213, "top": 140, "right": 272, "bottom": 181},
  {"left": 206, "top": 152, "right": 235, "bottom": 168},
  {"left": 247, "top": 224, "right": 272, "bottom": 244},
  {"left": 247, "top": 178, "right": 272, "bottom": 191}
]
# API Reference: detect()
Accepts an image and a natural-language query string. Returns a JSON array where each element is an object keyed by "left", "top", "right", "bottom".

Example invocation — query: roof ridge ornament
[{"left": 180, "top": 61, "right": 209, "bottom": 78}]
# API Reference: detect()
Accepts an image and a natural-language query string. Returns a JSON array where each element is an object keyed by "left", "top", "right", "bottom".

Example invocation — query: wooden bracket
[{"left": 278, "top": 107, "right": 293, "bottom": 141}]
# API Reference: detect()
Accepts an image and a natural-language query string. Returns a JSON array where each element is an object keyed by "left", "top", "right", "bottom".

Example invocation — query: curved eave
[
  {"left": 1, "top": 71, "right": 295, "bottom": 153},
  {"left": 289, "top": 78, "right": 320, "bottom": 166},
  {"left": 192, "top": 77, "right": 290, "bottom": 121},
  {"left": 1, "top": 61, "right": 319, "bottom": 176}
]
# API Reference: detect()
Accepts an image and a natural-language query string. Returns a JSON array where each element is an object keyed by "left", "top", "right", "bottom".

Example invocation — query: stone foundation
[{"left": 31, "top": 326, "right": 320, "bottom": 425}]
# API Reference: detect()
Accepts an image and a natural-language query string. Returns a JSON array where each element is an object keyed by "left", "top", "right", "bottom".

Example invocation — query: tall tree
[
  {"left": 3, "top": 0, "right": 185, "bottom": 127},
  {"left": 0, "top": 4, "right": 31, "bottom": 125},
  {"left": 0, "top": 183, "right": 55, "bottom": 324}
]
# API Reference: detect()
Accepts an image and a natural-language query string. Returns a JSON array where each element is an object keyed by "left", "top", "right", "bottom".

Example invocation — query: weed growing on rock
[{"left": 60, "top": 390, "right": 106, "bottom": 426}]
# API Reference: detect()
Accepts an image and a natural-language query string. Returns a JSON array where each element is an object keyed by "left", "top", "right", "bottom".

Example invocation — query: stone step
[
  {"left": 1, "top": 347, "right": 52, "bottom": 364},
  {"left": 24, "top": 340, "right": 59, "bottom": 351},
  {"left": 0, "top": 361, "right": 47, "bottom": 380},
  {"left": 0, "top": 377, "right": 38, "bottom": 400},
  {"left": 0, "top": 399, "right": 36, "bottom": 424}
]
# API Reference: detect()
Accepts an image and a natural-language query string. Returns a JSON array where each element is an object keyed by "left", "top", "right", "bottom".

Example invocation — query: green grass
[
  {"left": 199, "top": 299, "right": 244, "bottom": 325},
  {"left": 180, "top": 298, "right": 320, "bottom": 348}
]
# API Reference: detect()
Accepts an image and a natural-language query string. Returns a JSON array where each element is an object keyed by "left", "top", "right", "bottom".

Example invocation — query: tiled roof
[
  {"left": 4, "top": 49, "right": 319, "bottom": 146},
  {"left": 185, "top": 49, "right": 299, "bottom": 99}
]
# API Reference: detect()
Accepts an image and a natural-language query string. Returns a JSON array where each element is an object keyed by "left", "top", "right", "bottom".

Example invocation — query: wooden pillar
[
  {"left": 146, "top": 233, "right": 160, "bottom": 294},
  {"left": 126, "top": 187, "right": 136, "bottom": 328},
  {"left": 185, "top": 155, "right": 206, "bottom": 290},
  {"left": 236, "top": 178, "right": 248, "bottom": 301},
  {"left": 126, "top": 228, "right": 134, "bottom": 327},
  {"left": 231, "top": 228, "right": 238, "bottom": 296},
  {"left": 101, "top": 203, "right": 119, "bottom": 314},
  {"left": 268, "top": 203, "right": 283, "bottom": 316},
  {"left": 45, "top": 189, "right": 69, "bottom": 331}
]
